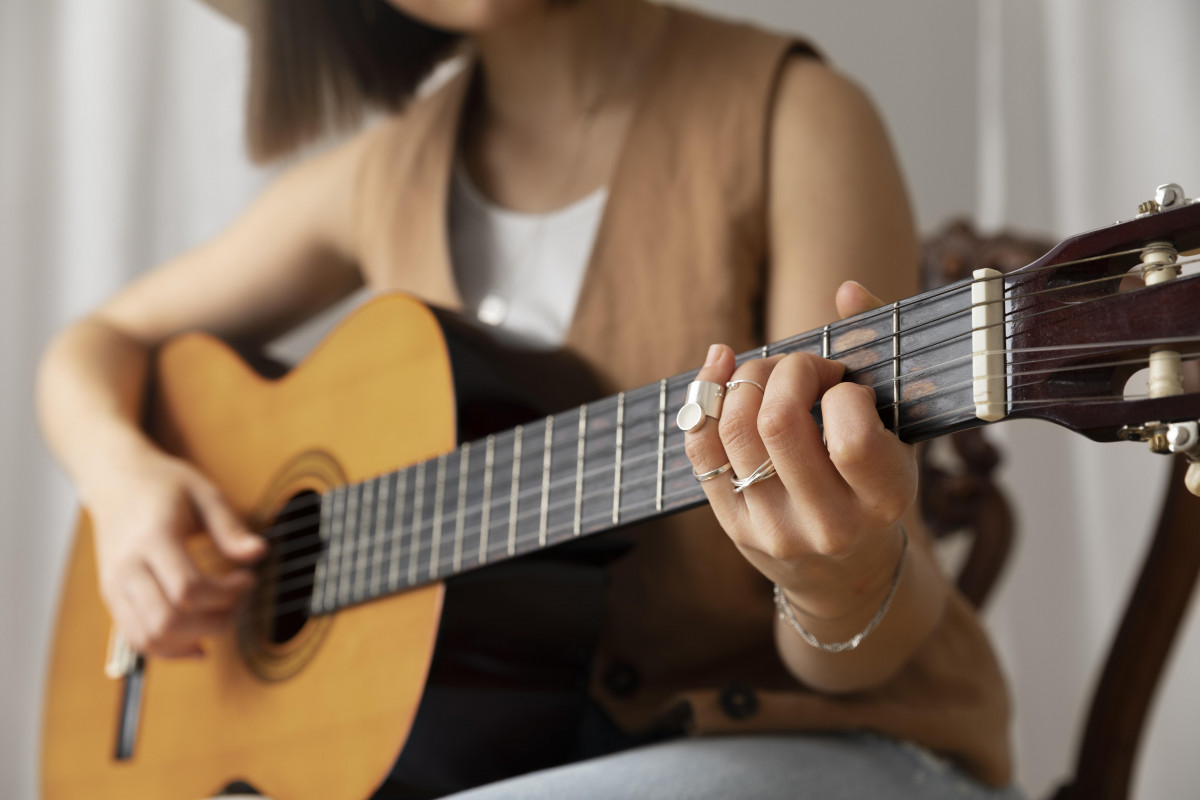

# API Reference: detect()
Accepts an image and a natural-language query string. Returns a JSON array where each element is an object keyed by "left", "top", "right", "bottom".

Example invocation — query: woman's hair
[{"left": 246, "top": 0, "right": 460, "bottom": 161}]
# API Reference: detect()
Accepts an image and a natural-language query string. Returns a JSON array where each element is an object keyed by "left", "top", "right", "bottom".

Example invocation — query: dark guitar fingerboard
[{"left": 310, "top": 278, "right": 983, "bottom": 615}]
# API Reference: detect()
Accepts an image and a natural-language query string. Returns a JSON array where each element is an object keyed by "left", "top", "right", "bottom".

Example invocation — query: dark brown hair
[{"left": 246, "top": 0, "right": 460, "bottom": 161}]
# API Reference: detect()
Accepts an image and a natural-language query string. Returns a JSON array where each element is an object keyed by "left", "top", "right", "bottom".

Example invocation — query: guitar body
[{"left": 43, "top": 295, "right": 457, "bottom": 799}]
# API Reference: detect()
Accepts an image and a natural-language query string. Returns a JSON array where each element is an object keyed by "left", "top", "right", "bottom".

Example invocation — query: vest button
[
  {"left": 602, "top": 661, "right": 640, "bottom": 697},
  {"left": 718, "top": 682, "right": 758, "bottom": 720}
]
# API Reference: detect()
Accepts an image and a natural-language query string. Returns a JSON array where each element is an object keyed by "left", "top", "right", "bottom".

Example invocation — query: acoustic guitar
[{"left": 42, "top": 198, "right": 1200, "bottom": 799}]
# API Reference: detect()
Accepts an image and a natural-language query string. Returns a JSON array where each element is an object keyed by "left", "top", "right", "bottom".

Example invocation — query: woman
[{"left": 36, "top": 0, "right": 1021, "bottom": 797}]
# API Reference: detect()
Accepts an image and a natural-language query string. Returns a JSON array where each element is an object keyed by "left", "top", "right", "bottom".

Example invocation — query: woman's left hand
[{"left": 683, "top": 282, "right": 917, "bottom": 626}]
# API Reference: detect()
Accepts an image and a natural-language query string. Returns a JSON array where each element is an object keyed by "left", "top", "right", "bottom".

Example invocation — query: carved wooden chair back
[{"left": 918, "top": 220, "right": 1200, "bottom": 800}]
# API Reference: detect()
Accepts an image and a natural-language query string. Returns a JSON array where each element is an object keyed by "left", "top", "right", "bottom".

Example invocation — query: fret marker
[{"left": 971, "top": 268, "right": 1007, "bottom": 421}]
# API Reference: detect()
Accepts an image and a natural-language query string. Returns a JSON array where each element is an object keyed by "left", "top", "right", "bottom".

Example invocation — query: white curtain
[{"left": 3, "top": 1, "right": 1197, "bottom": 797}]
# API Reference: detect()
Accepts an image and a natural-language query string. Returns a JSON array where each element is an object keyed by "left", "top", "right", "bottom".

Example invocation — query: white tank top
[{"left": 449, "top": 159, "right": 608, "bottom": 348}]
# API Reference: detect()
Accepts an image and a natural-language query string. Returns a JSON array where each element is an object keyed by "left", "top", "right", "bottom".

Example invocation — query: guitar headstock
[{"left": 1000, "top": 185, "right": 1200, "bottom": 491}]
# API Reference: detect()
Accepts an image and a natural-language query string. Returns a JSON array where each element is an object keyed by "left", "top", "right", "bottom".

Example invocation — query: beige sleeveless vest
[{"left": 354, "top": 6, "right": 1012, "bottom": 787}]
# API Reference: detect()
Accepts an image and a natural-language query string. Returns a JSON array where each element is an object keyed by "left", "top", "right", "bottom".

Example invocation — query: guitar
[{"left": 42, "top": 198, "right": 1200, "bottom": 799}]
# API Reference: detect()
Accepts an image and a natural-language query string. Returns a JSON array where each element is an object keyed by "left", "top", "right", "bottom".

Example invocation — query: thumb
[
  {"left": 189, "top": 479, "right": 265, "bottom": 564},
  {"left": 835, "top": 281, "right": 886, "bottom": 319}
]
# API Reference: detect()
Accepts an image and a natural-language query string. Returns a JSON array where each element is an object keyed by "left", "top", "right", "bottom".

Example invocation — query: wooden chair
[{"left": 918, "top": 220, "right": 1200, "bottom": 799}]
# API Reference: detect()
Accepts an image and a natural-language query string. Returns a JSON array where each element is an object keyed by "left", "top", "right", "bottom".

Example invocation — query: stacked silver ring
[{"left": 731, "top": 457, "right": 777, "bottom": 493}]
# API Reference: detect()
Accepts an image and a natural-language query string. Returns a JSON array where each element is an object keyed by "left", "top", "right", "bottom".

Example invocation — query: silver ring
[
  {"left": 692, "top": 462, "right": 733, "bottom": 482},
  {"left": 726, "top": 379, "right": 765, "bottom": 393},
  {"left": 731, "top": 458, "right": 778, "bottom": 493},
  {"left": 676, "top": 380, "right": 725, "bottom": 432}
]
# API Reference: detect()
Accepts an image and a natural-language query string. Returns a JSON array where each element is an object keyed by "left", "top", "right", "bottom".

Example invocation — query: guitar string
[
  {"left": 257, "top": 373, "right": 1200, "bottom": 621},
  {"left": 262, "top": 328, "right": 1200, "bottom": 568},
  {"left": 250, "top": 243, "right": 1191, "bottom": 537},
  {"left": 254, "top": 322, "right": 1200, "bottom": 579},
  {"left": 210, "top": 247, "right": 1200, "bottom": 612},
  {"left": 246, "top": 268, "right": 1200, "bottom": 556},
  {"left": 245, "top": 252, "right": 1197, "bottom": 538},
  {"left": 258, "top": 346, "right": 1200, "bottom": 606}
]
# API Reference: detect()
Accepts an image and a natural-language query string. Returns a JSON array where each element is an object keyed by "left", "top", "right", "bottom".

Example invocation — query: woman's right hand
[{"left": 85, "top": 447, "right": 266, "bottom": 659}]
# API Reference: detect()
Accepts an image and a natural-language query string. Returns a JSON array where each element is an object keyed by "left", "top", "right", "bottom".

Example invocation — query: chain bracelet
[{"left": 773, "top": 525, "right": 909, "bottom": 654}]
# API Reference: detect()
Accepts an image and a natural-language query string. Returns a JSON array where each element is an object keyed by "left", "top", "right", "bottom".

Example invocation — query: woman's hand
[
  {"left": 684, "top": 282, "right": 943, "bottom": 691},
  {"left": 84, "top": 446, "right": 265, "bottom": 659},
  {"left": 685, "top": 282, "right": 914, "bottom": 619}
]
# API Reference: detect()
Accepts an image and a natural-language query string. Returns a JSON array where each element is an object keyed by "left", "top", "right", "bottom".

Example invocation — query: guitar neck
[{"left": 307, "top": 278, "right": 981, "bottom": 615}]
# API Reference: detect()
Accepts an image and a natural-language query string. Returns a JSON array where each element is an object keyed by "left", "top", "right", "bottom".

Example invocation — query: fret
[
  {"left": 890, "top": 280, "right": 978, "bottom": 440},
  {"left": 313, "top": 492, "right": 333, "bottom": 614},
  {"left": 508, "top": 425, "right": 522, "bottom": 557},
  {"left": 822, "top": 324, "right": 830, "bottom": 358},
  {"left": 354, "top": 479, "right": 374, "bottom": 601},
  {"left": 483, "top": 430, "right": 516, "bottom": 564},
  {"left": 430, "top": 454, "right": 447, "bottom": 579},
  {"left": 324, "top": 486, "right": 345, "bottom": 612},
  {"left": 615, "top": 389, "right": 663, "bottom": 523},
  {"left": 656, "top": 380, "right": 666, "bottom": 513},
  {"left": 761, "top": 344, "right": 769, "bottom": 358},
  {"left": 408, "top": 461, "right": 425, "bottom": 587},
  {"left": 580, "top": 397, "right": 618, "bottom": 537},
  {"left": 539, "top": 417, "right": 552, "bottom": 547},
  {"left": 574, "top": 405, "right": 586, "bottom": 536},
  {"left": 371, "top": 474, "right": 389, "bottom": 597},
  {"left": 339, "top": 484, "right": 363, "bottom": 607},
  {"left": 454, "top": 443, "right": 469, "bottom": 573},
  {"left": 892, "top": 301, "right": 901, "bottom": 432},
  {"left": 514, "top": 418, "right": 549, "bottom": 555},
  {"left": 480, "top": 435, "right": 494, "bottom": 565},
  {"left": 546, "top": 408, "right": 583, "bottom": 547},
  {"left": 389, "top": 469, "right": 407, "bottom": 591},
  {"left": 613, "top": 392, "right": 625, "bottom": 525}
]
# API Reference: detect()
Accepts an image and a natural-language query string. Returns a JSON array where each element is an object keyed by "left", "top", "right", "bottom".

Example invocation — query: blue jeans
[{"left": 443, "top": 732, "right": 1027, "bottom": 800}]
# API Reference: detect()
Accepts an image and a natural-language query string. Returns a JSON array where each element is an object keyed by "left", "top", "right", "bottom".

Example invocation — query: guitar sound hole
[{"left": 259, "top": 490, "right": 321, "bottom": 645}]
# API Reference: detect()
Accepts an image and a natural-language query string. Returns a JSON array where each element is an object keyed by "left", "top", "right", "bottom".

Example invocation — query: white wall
[{"left": 4, "top": 1, "right": 1198, "bottom": 798}]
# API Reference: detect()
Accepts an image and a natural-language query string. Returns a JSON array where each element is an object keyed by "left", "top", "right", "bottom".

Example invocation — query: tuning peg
[{"left": 1187, "top": 462, "right": 1200, "bottom": 498}]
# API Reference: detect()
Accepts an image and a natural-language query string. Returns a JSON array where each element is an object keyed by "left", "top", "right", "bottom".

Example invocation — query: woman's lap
[
  {"left": 217, "top": 732, "right": 1026, "bottom": 800},
  {"left": 441, "top": 733, "right": 1027, "bottom": 800}
]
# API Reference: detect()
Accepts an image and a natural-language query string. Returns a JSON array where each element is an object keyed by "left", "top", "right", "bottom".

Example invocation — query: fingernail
[{"left": 704, "top": 344, "right": 721, "bottom": 367}]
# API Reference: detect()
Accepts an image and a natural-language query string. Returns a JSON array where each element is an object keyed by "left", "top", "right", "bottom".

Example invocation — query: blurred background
[{"left": 3, "top": 0, "right": 1199, "bottom": 797}]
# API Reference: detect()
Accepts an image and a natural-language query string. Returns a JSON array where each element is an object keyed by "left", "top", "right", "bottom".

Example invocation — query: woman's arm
[
  {"left": 686, "top": 58, "right": 948, "bottom": 693},
  {"left": 36, "top": 131, "right": 370, "bottom": 658}
]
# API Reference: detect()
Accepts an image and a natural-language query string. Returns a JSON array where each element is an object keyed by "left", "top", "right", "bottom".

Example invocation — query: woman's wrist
[
  {"left": 774, "top": 525, "right": 909, "bottom": 653},
  {"left": 773, "top": 522, "right": 909, "bottom": 627},
  {"left": 73, "top": 425, "right": 166, "bottom": 510}
]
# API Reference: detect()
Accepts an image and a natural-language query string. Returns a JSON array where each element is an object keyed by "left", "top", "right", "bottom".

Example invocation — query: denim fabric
[{"left": 441, "top": 733, "right": 1028, "bottom": 800}]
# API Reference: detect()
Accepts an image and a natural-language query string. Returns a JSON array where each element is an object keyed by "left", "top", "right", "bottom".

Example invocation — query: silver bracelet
[{"left": 773, "top": 525, "right": 909, "bottom": 654}]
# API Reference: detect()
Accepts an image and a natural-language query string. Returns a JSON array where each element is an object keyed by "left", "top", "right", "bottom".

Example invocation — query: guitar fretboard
[{"left": 308, "top": 277, "right": 984, "bottom": 615}]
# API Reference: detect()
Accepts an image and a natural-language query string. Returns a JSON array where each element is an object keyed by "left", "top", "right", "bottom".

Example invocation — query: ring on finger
[
  {"left": 677, "top": 380, "right": 725, "bottom": 432},
  {"left": 731, "top": 457, "right": 778, "bottom": 493},
  {"left": 726, "top": 379, "right": 765, "bottom": 393},
  {"left": 692, "top": 462, "right": 733, "bottom": 482}
]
